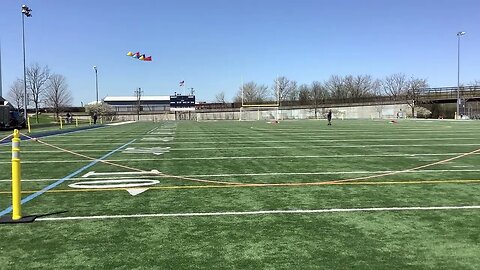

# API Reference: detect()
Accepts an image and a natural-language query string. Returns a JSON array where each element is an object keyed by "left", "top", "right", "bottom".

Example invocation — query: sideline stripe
[
  {"left": 6, "top": 137, "right": 480, "bottom": 147},
  {"left": 0, "top": 152, "right": 478, "bottom": 164},
  {"left": 2, "top": 179, "right": 480, "bottom": 195},
  {"left": 14, "top": 143, "right": 480, "bottom": 152},
  {"left": 36, "top": 205, "right": 480, "bottom": 222},
  {"left": 0, "top": 139, "right": 136, "bottom": 217},
  {"left": 2, "top": 168, "right": 480, "bottom": 182}
]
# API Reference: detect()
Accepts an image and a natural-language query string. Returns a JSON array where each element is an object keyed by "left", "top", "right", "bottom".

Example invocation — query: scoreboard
[{"left": 170, "top": 95, "right": 195, "bottom": 111}]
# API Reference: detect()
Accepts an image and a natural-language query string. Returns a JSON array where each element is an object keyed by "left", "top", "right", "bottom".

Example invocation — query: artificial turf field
[{"left": 0, "top": 119, "right": 479, "bottom": 269}]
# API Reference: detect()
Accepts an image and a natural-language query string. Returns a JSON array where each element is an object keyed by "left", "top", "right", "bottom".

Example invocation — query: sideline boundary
[
  {"left": 36, "top": 205, "right": 480, "bottom": 222},
  {"left": 2, "top": 179, "right": 479, "bottom": 195}
]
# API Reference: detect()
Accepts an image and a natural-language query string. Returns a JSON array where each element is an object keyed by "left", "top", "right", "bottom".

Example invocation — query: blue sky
[{"left": 0, "top": 0, "right": 479, "bottom": 105}]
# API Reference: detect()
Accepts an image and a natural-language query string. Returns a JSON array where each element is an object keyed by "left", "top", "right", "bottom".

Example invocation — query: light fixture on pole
[
  {"left": 456, "top": 31, "right": 466, "bottom": 119},
  {"left": 21, "top": 4, "right": 32, "bottom": 119},
  {"left": 93, "top": 66, "right": 98, "bottom": 103}
]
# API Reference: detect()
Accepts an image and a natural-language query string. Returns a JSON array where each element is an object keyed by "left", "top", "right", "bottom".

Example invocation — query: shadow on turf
[{"left": 0, "top": 210, "right": 68, "bottom": 225}]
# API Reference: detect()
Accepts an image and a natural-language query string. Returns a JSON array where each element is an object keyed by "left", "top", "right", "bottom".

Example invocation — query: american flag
[{"left": 179, "top": 80, "right": 185, "bottom": 86}]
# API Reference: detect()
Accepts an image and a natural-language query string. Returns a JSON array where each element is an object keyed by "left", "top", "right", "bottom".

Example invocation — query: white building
[{"left": 103, "top": 96, "right": 171, "bottom": 112}]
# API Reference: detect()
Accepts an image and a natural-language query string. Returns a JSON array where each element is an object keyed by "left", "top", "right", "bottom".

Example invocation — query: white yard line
[
  {"left": 0, "top": 169, "right": 480, "bottom": 182},
  {"left": 15, "top": 143, "right": 480, "bottom": 153},
  {"left": 0, "top": 152, "right": 476, "bottom": 164},
  {"left": 8, "top": 136, "right": 479, "bottom": 147},
  {"left": 1, "top": 168, "right": 480, "bottom": 182},
  {"left": 33, "top": 131, "right": 480, "bottom": 140},
  {"left": 81, "top": 170, "right": 160, "bottom": 177},
  {"left": 36, "top": 205, "right": 480, "bottom": 222},
  {"left": 14, "top": 137, "right": 480, "bottom": 146}
]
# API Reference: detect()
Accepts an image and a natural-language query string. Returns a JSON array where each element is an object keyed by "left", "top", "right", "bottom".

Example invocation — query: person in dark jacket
[{"left": 327, "top": 110, "right": 332, "bottom": 125}]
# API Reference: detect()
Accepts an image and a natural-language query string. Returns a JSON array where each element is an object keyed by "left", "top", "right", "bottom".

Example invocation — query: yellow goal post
[{"left": 239, "top": 105, "right": 280, "bottom": 121}]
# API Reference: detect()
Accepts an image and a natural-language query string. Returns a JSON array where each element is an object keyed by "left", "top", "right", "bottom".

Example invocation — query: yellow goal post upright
[
  {"left": 239, "top": 78, "right": 281, "bottom": 121},
  {"left": 239, "top": 104, "right": 280, "bottom": 121}
]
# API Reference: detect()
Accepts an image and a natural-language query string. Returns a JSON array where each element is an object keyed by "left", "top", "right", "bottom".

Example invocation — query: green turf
[{"left": 1, "top": 119, "right": 480, "bottom": 269}]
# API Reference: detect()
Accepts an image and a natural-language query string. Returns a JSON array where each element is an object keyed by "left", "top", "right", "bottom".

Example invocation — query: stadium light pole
[
  {"left": 456, "top": 31, "right": 466, "bottom": 119},
  {"left": 0, "top": 41, "right": 3, "bottom": 99},
  {"left": 93, "top": 66, "right": 98, "bottom": 103},
  {"left": 21, "top": 4, "right": 32, "bottom": 119}
]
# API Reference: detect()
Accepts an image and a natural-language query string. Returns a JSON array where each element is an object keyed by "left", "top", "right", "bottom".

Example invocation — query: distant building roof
[
  {"left": 0, "top": 96, "right": 7, "bottom": 105},
  {"left": 87, "top": 100, "right": 102, "bottom": 106},
  {"left": 104, "top": 96, "right": 170, "bottom": 102}
]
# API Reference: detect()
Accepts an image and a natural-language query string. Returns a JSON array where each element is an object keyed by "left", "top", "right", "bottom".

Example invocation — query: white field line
[
  {"left": 178, "top": 131, "right": 480, "bottom": 136},
  {"left": 24, "top": 128, "right": 478, "bottom": 137},
  {"left": 106, "top": 121, "right": 136, "bottom": 126},
  {"left": 20, "top": 137, "right": 480, "bottom": 146},
  {"left": 1, "top": 169, "right": 480, "bottom": 183},
  {"left": 24, "top": 132, "right": 478, "bottom": 143},
  {"left": 81, "top": 170, "right": 160, "bottom": 177},
  {"left": 36, "top": 205, "right": 480, "bottom": 222},
  {"left": 30, "top": 131, "right": 480, "bottom": 141},
  {"left": 13, "top": 143, "right": 480, "bottom": 153},
  {"left": 0, "top": 152, "right": 477, "bottom": 164},
  {"left": 170, "top": 127, "right": 480, "bottom": 133}
]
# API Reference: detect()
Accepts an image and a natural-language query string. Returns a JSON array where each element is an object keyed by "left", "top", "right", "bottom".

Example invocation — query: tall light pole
[
  {"left": 134, "top": 88, "right": 143, "bottom": 121},
  {"left": 457, "top": 31, "right": 466, "bottom": 119},
  {"left": 93, "top": 66, "right": 98, "bottom": 103},
  {"left": 0, "top": 41, "right": 3, "bottom": 98},
  {"left": 21, "top": 4, "right": 32, "bottom": 119}
]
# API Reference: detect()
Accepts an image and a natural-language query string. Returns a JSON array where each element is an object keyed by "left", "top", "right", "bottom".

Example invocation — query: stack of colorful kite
[{"left": 127, "top": 51, "right": 152, "bottom": 61}]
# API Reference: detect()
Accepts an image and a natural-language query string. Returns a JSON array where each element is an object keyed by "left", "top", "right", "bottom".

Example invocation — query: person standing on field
[{"left": 327, "top": 110, "right": 332, "bottom": 125}]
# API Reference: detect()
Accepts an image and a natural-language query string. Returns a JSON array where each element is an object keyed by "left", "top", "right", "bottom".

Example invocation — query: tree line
[
  {"left": 8, "top": 63, "right": 72, "bottom": 123},
  {"left": 215, "top": 75, "right": 480, "bottom": 117}
]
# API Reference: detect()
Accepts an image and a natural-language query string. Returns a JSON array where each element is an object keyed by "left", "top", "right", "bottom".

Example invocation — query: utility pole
[
  {"left": 21, "top": 4, "right": 32, "bottom": 119},
  {"left": 134, "top": 88, "right": 143, "bottom": 121},
  {"left": 93, "top": 66, "right": 99, "bottom": 103},
  {"left": 456, "top": 31, "right": 466, "bottom": 119},
  {"left": 0, "top": 41, "right": 3, "bottom": 98}
]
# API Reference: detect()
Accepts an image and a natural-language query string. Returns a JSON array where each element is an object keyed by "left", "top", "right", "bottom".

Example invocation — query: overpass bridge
[{"left": 419, "top": 86, "right": 480, "bottom": 103}]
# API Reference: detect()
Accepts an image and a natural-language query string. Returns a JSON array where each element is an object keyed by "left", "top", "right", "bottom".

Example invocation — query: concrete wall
[
  {"left": 112, "top": 104, "right": 414, "bottom": 121},
  {"left": 196, "top": 104, "right": 412, "bottom": 121}
]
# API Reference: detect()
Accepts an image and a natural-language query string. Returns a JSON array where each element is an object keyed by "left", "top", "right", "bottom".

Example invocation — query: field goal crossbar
[
  {"left": 239, "top": 82, "right": 280, "bottom": 121},
  {"left": 239, "top": 104, "right": 280, "bottom": 121}
]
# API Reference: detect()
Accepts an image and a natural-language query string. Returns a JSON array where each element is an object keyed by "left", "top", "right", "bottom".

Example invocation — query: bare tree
[
  {"left": 346, "top": 75, "right": 380, "bottom": 98},
  {"left": 470, "top": 80, "right": 480, "bottom": 86},
  {"left": 311, "top": 81, "right": 328, "bottom": 118},
  {"left": 26, "top": 63, "right": 50, "bottom": 123},
  {"left": 214, "top": 91, "right": 226, "bottom": 103},
  {"left": 382, "top": 73, "right": 409, "bottom": 100},
  {"left": 287, "top": 84, "right": 300, "bottom": 102},
  {"left": 44, "top": 74, "right": 72, "bottom": 119},
  {"left": 298, "top": 84, "right": 311, "bottom": 105},
  {"left": 324, "top": 75, "right": 347, "bottom": 100},
  {"left": 273, "top": 76, "right": 297, "bottom": 105},
  {"left": 406, "top": 77, "right": 428, "bottom": 117},
  {"left": 234, "top": 81, "right": 270, "bottom": 104},
  {"left": 324, "top": 74, "right": 381, "bottom": 100},
  {"left": 8, "top": 79, "right": 25, "bottom": 111}
]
